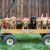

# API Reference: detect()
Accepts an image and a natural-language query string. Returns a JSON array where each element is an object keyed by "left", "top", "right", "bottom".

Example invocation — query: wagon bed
[{"left": 1, "top": 29, "right": 49, "bottom": 34}]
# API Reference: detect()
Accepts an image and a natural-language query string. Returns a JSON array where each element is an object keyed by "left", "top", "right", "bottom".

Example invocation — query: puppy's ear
[
  {"left": 41, "top": 14, "right": 44, "bottom": 18},
  {"left": 46, "top": 13, "right": 47, "bottom": 18}
]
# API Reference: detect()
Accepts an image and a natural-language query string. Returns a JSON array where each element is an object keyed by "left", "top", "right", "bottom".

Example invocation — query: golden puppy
[
  {"left": 10, "top": 16, "right": 16, "bottom": 29},
  {"left": 22, "top": 18, "right": 30, "bottom": 29},
  {"left": 4, "top": 17, "right": 10, "bottom": 29},
  {"left": 36, "top": 17, "right": 42, "bottom": 29}
]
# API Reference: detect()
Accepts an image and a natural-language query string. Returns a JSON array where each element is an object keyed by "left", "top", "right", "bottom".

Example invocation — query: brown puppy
[
  {"left": 36, "top": 17, "right": 42, "bottom": 29},
  {"left": 4, "top": 17, "right": 10, "bottom": 29},
  {"left": 10, "top": 16, "right": 16, "bottom": 29},
  {"left": 22, "top": 17, "right": 30, "bottom": 29}
]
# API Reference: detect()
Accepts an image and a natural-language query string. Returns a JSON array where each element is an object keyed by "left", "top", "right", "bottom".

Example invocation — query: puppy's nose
[
  {"left": 25, "top": 23, "right": 27, "bottom": 24},
  {"left": 33, "top": 22, "right": 35, "bottom": 24},
  {"left": 12, "top": 21, "right": 15, "bottom": 23},
  {"left": 43, "top": 22, "right": 47, "bottom": 26},
  {"left": 43, "top": 22, "right": 47, "bottom": 24}
]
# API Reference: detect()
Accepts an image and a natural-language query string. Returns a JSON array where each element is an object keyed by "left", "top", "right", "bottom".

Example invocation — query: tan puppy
[
  {"left": 41, "top": 13, "right": 48, "bottom": 29},
  {"left": 22, "top": 18, "right": 30, "bottom": 29},
  {"left": 36, "top": 17, "right": 42, "bottom": 29},
  {"left": 4, "top": 17, "right": 10, "bottom": 29},
  {"left": 48, "top": 17, "right": 50, "bottom": 29},
  {"left": 10, "top": 16, "right": 16, "bottom": 29}
]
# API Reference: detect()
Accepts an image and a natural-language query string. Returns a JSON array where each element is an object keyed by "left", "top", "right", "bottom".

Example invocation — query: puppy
[
  {"left": 22, "top": 18, "right": 30, "bottom": 29},
  {"left": 4, "top": 17, "right": 10, "bottom": 29},
  {"left": 41, "top": 13, "right": 48, "bottom": 29},
  {"left": 30, "top": 16, "right": 36, "bottom": 29},
  {"left": 16, "top": 18, "right": 22, "bottom": 29},
  {"left": 48, "top": 17, "right": 50, "bottom": 29},
  {"left": 36, "top": 17, "right": 42, "bottom": 29},
  {"left": 10, "top": 16, "right": 16, "bottom": 29}
]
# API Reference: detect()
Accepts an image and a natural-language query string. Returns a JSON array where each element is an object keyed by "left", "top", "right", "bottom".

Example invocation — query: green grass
[{"left": 0, "top": 34, "right": 50, "bottom": 50}]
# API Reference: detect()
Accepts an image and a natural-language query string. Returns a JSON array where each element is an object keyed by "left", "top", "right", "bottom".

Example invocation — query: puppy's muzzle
[{"left": 42, "top": 21, "right": 47, "bottom": 28}]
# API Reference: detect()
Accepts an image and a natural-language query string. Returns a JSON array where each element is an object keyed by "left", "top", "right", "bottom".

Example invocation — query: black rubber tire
[
  {"left": 42, "top": 34, "right": 50, "bottom": 45},
  {"left": 1, "top": 33, "right": 12, "bottom": 40},
  {"left": 3, "top": 35, "right": 16, "bottom": 45}
]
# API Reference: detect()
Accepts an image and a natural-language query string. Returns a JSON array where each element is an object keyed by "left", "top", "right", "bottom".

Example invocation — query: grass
[{"left": 0, "top": 34, "right": 50, "bottom": 50}]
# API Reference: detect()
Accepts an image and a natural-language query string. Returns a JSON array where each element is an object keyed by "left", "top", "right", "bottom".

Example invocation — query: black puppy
[
  {"left": 30, "top": 16, "right": 36, "bottom": 29},
  {"left": 16, "top": 20, "right": 22, "bottom": 29}
]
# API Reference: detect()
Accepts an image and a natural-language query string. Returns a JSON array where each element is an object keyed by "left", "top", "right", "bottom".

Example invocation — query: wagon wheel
[
  {"left": 3, "top": 35, "right": 16, "bottom": 45},
  {"left": 42, "top": 34, "right": 50, "bottom": 45}
]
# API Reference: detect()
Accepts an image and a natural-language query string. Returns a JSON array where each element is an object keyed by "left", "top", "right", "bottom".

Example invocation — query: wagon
[{"left": 0, "top": 0, "right": 50, "bottom": 45}]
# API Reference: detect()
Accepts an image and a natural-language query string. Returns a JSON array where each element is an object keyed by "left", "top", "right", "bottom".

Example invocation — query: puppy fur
[
  {"left": 4, "top": 17, "right": 10, "bottom": 29},
  {"left": 9, "top": 16, "right": 16, "bottom": 29},
  {"left": 41, "top": 13, "right": 48, "bottom": 29},
  {"left": 48, "top": 17, "right": 50, "bottom": 29},
  {"left": 36, "top": 17, "right": 42, "bottom": 29},
  {"left": 22, "top": 18, "right": 30, "bottom": 29}
]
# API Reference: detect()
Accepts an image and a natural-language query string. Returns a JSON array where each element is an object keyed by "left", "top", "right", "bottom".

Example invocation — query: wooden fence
[{"left": 1, "top": 0, "right": 50, "bottom": 17}]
